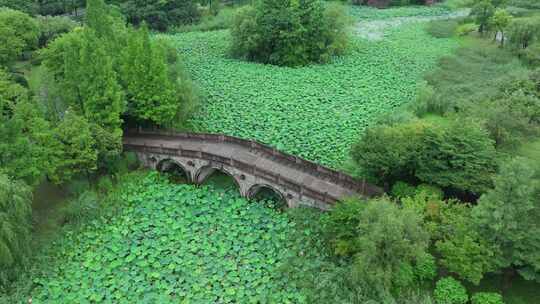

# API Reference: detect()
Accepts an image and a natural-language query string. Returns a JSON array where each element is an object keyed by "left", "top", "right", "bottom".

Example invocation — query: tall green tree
[
  {"left": 120, "top": 26, "right": 179, "bottom": 125},
  {"left": 473, "top": 158, "right": 540, "bottom": 282},
  {"left": 230, "top": 0, "right": 349, "bottom": 66},
  {"left": 471, "top": 0, "right": 495, "bottom": 34},
  {"left": 0, "top": 173, "right": 32, "bottom": 288},
  {"left": 489, "top": 8, "right": 512, "bottom": 46},
  {"left": 322, "top": 198, "right": 431, "bottom": 299},
  {"left": 0, "top": 8, "right": 39, "bottom": 65},
  {"left": 78, "top": 29, "right": 125, "bottom": 134},
  {"left": 50, "top": 110, "right": 98, "bottom": 184},
  {"left": 0, "top": 70, "right": 57, "bottom": 185}
]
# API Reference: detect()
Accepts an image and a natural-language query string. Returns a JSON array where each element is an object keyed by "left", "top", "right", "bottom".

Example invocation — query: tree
[
  {"left": 352, "top": 120, "right": 498, "bottom": 195},
  {"left": 78, "top": 29, "right": 125, "bottom": 134},
  {"left": 0, "top": 70, "right": 57, "bottom": 185},
  {"left": 416, "top": 121, "right": 498, "bottom": 195},
  {"left": 120, "top": 26, "right": 179, "bottom": 125},
  {"left": 471, "top": 0, "right": 495, "bottom": 34},
  {"left": 42, "top": 28, "right": 125, "bottom": 156},
  {"left": 322, "top": 198, "right": 430, "bottom": 298},
  {"left": 351, "top": 120, "right": 426, "bottom": 186},
  {"left": 473, "top": 158, "right": 540, "bottom": 282},
  {"left": 403, "top": 193, "right": 497, "bottom": 284},
  {"left": 49, "top": 110, "right": 98, "bottom": 184},
  {"left": 0, "top": 173, "right": 32, "bottom": 288},
  {"left": 116, "top": 0, "right": 200, "bottom": 31},
  {"left": 507, "top": 17, "right": 540, "bottom": 50},
  {"left": 230, "top": 0, "right": 349, "bottom": 66},
  {"left": 489, "top": 9, "right": 512, "bottom": 46},
  {"left": 0, "top": 8, "right": 39, "bottom": 65}
]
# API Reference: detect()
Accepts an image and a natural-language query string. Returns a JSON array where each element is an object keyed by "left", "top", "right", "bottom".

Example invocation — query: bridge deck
[{"left": 124, "top": 134, "right": 360, "bottom": 200}]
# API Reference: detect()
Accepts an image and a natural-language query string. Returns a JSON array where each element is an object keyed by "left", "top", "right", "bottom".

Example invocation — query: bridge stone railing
[{"left": 124, "top": 128, "right": 383, "bottom": 202}]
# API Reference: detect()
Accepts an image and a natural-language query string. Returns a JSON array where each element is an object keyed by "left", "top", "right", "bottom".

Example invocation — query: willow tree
[{"left": 0, "top": 173, "right": 32, "bottom": 288}]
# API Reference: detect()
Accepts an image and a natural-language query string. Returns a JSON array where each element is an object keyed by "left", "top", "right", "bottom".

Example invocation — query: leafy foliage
[
  {"left": 434, "top": 277, "right": 469, "bottom": 304},
  {"left": 352, "top": 119, "right": 498, "bottom": 195},
  {"left": 36, "top": 15, "right": 77, "bottom": 47},
  {"left": 0, "top": 173, "right": 32, "bottom": 289},
  {"left": 112, "top": 0, "right": 200, "bottom": 31},
  {"left": 230, "top": 0, "right": 349, "bottom": 66},
  {"left": 169, "top": 21, "right": 457, "bottom": 167},
  {"left": 471, "top": 292, "right": 505, "bottom": 304},
  {"left": 473, "top": 158, "right": 540, "bottom": 282},
  {"left": 0, "top": 8, "right": 39, "bottom": 65},
  {"left": 21, "top": 173, "right": 313, "bottom": 302},
  {"left": 321, "top": 198, "right": 431, "bottom": 298}
]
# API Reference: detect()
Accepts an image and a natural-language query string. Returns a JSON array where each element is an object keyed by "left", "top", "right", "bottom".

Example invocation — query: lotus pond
[
  {"left": 21, "top": 173, "right": 320, "bottom": 303},
  {"left": 169, "top": 18, "right": 457, "bottom": 168}
]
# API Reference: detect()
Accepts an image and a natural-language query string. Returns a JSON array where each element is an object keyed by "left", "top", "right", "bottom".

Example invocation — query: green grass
[
  {"left": 166, "top": 22, "right": 457, "bottom": 168},
  {"left": 16, "top": 172, "right": 315, "bottom": 303}
]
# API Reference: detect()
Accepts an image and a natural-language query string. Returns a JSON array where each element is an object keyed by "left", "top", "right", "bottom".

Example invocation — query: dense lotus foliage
[
  {"left": 169, "top": 21, "right": 457, "bottom": 168},
  {"left": 347, "top": 5, "right": 452, "bottom": 20},
  {"left": 26, "top": 173, "right": 314, "bottom": 303}
]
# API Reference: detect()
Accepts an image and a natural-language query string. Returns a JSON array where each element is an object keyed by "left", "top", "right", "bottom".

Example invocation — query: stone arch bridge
[{"left": 123, "top": 130, "right": 382, "bottom": 210}]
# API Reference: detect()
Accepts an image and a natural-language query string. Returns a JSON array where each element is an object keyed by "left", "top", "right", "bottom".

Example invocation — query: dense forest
[{"left": 0, "top": 0, "right": 539, "bottom": 303}]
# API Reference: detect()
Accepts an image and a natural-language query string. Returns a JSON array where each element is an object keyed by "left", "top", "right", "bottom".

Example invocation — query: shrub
[
  {"left": 391, "top": 181, "right": 417, "bottom": 199},
  {"left": 97, "top": 176, "right": 114, "bottom": 195},
  {"left": 36, "top": 15, "right": 77, "bottom": 47},
  {"left": 427, "top": 19, "right": 459, "bottom": 38},
  {"left": 0, "top": 7, "right": 39, "bottom": 65},
  {"left": 230, "top": 0, "right": 349, "bottom": 66},
  {"left": 455, "top": 23, "right": 477, "bottom": 36},
  {"left": 471, "top": 292, "right": 504, "bottom": 304},
  {"left": 520, "top": 42, "right": 540, "bottom": 67},
  {"left": 415, "top": 184, "right": 444, "bottom": 200},
  {"left": 0, "top": 174, "right": 32, "bottom": 288},
  {"left": 507, "top": 17, "right": 540, "bottom": 49},
  {"left": 322, "top": 198, "right": 430, "bottom": 298},
  {"left": 433, "top": 277, "right": 468, "bottom": 304},
  {"left": 62, "top": 190, "right": 100, "bottom": 225},
  {"left": 174, "top": 7, "right": 236, "bottom": 32},
  {"left": 414, "top": 252, "right": 437, "bottom": 282},
  {"left": 120, "top": 0, "right": 200, "bottom": 31},
  {"left": 353, "top": 120, "right": 498, "bottom": 195}
]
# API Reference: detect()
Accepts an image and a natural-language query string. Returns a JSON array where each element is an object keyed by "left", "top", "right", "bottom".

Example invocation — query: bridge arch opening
[
  {"left": 248, "top": 184, "right": 287, "bottom": 211},
  {"left": 156, "top": 159, "right": 190, "bottom": 183},
  {"left": 196, "top": 166, "right": 242, "bottom": 193}
]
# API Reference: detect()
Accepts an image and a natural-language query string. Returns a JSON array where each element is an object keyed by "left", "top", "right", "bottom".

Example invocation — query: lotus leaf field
[
  {"left": 171, "top": 15, "right": 458, "bottom": 168},
  {"left": 25, "top": 173, "right": 316, "bottom": 303}
]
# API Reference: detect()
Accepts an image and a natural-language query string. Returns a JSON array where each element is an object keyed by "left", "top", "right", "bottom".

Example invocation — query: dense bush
[
  {"left": 352, "top": 120, "right": 498, "bottom": 195},
  {"left": 426, "top": 19, "right": 459, "bottom": 38},
  {"left": 433, "top": 277, "right": 468, "bottom": 304},
  {"left": 174, "top": 7, "right": 237, "bottom": 32},
  {"left": 322, "top": 198, "right": 430, "bottom": 299},
  {"left": 115, "top": 0, "right": 200, "bottom": 31},
  {"left": 36, "top": 15, "right": 77, "bottom": 47},
  {"left": 455, "top": 23, "right": 477, "bottom": 36},
  {"left": 391, "top": 181, "right": 417, "bottom": 198},
  {"left": 0, "top": 8, "right": 39, "bottom": 65},
  {"left": 471, "top": 292, "right": 505, "bottom": 304},
  {"left": 230, "top": 0, "right": 349, "bottom": 66},
  {"left": 507, "top": 17, "right": 540, "bottom": 49},
  {"left": 0, "top": 173, "right": 32, "bottom": 288},
  {"left": 62, "top": 190, "right": 100, "bottom": 224},
  {"left": 473, "top": 158, "right": 540, "bottom": 282}
]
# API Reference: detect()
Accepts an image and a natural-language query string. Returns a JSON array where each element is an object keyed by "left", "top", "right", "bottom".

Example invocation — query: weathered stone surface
[{"left": 124, "top": 131, "right": 382, "bottom": 210}]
